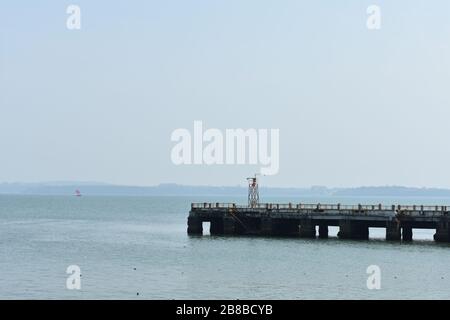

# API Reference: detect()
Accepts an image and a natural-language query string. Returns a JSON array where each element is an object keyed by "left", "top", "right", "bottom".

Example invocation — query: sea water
[{"left": 0, "top": 195, "right": 449, "bottom": 299}]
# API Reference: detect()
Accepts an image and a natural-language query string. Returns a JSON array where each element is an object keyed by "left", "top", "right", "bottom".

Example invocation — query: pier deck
[{"left": 187, "top": 203, "right": 450, "bottom": 242}]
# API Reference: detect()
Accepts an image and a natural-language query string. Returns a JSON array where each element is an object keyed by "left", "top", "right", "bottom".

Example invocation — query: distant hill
[
  {"left": 332, "top": 186, "right": 450, "bottom": 197},
  {"left": 1, "top": 182, "right": 450, "bottom": 197}
]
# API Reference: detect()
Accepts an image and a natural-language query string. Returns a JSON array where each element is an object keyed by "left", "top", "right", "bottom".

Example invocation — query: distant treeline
[{"left": 1, "top": 183, "right": 450, "bottom": 197}]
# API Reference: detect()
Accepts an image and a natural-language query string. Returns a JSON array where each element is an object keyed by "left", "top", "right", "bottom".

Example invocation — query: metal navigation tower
[{"left": 246, "top": 174, "right": 260, "bottom": 208}]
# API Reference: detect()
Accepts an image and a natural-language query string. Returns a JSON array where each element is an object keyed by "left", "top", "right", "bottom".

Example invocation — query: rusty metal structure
[{"left": 246, "top": 174, "right": 259, "bottom": 208}]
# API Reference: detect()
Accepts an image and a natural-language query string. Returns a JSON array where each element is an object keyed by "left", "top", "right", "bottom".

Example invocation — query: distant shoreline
[{"left": 2, "top": 183, "right": 450, "bottom": 198}]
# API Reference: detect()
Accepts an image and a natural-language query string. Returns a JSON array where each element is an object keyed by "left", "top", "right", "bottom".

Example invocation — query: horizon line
[{"left": 2, "top": 181, "right": 450, "bottom": 190}]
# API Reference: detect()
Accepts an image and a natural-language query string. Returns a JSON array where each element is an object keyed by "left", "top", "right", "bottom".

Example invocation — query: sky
[{"left": 1, "top": 1, "right": 450, "bottom": 188}]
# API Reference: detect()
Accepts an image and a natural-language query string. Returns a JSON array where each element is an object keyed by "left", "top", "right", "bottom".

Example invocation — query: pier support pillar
[
  {"left": 386, "top": 221, "right": 401, "bottom": 241},
  {"left": 338, "top": 221, "right": 369, "bottom": 240},
  {"left": 402, "top": 226, "right": 413, "bottom": 241},
  {"left": 318, "top": 224, "right": 328, "bottom": 239},
  {"left": 299, "top": 219, "right": 316, "bottom": 238},
  {"left": 434, "top": 221, "right": 450, "bottom": 242},
  {"left": 187, "top": 217, "right": 203, "bottom": 235},
  {"left": 210, "top": 218, "right": 224, "bottom": 235},
  {"left": 272, "top": 219, "right": 300, "bottom": 237},
  {"left": 223, "top": 217, "right": 237, "bottom": 235},
  {"left": 260, "top": 217, "right": 273, "bottom": 236}
]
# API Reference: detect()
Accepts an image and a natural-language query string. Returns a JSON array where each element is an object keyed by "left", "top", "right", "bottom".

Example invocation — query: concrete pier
[
  {"left": 338, "top": 220, "right": 369, "bottom": 240},
  {"left": 222, "top": 217, "right": 237, "bottom": 235},
  {"left": 210, "top": 218, "right": 223, "bottom": 235},
  {"left": 188, "top": 202, "right": 450, "bottom": 243},
  {"left": 299, "top": 219, "right": 316, "bottom": 238},
  {"left": 272, "top": 219, "right": 300, "bottom": 237},
  {"left": 402, "top": 226, "right": 413, "bottom": 242},
  {"left": 434, "top": 221, "right": 449, "bottom": 242},
  {"left": 260, "top": 217, "right": 273, "bottom": 236},
  {"left": 318, "top": 224, "right": 328, "bottom": 239},
  {"left": 385, "top": 221, "right": 401, "bottom": 241},
  {"left": 187, "top": 216, "right": 203, "bottom": 235}
]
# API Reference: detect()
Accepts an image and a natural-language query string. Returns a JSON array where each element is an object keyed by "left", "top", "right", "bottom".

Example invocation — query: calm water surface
[{"left": 0, "top": 195, "right": 449, "bottom": 299}]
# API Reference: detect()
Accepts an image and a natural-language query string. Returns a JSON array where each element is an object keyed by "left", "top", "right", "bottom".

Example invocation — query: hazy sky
[{"left": 1, "top": 1, "right": 450, "bottom": 187}]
